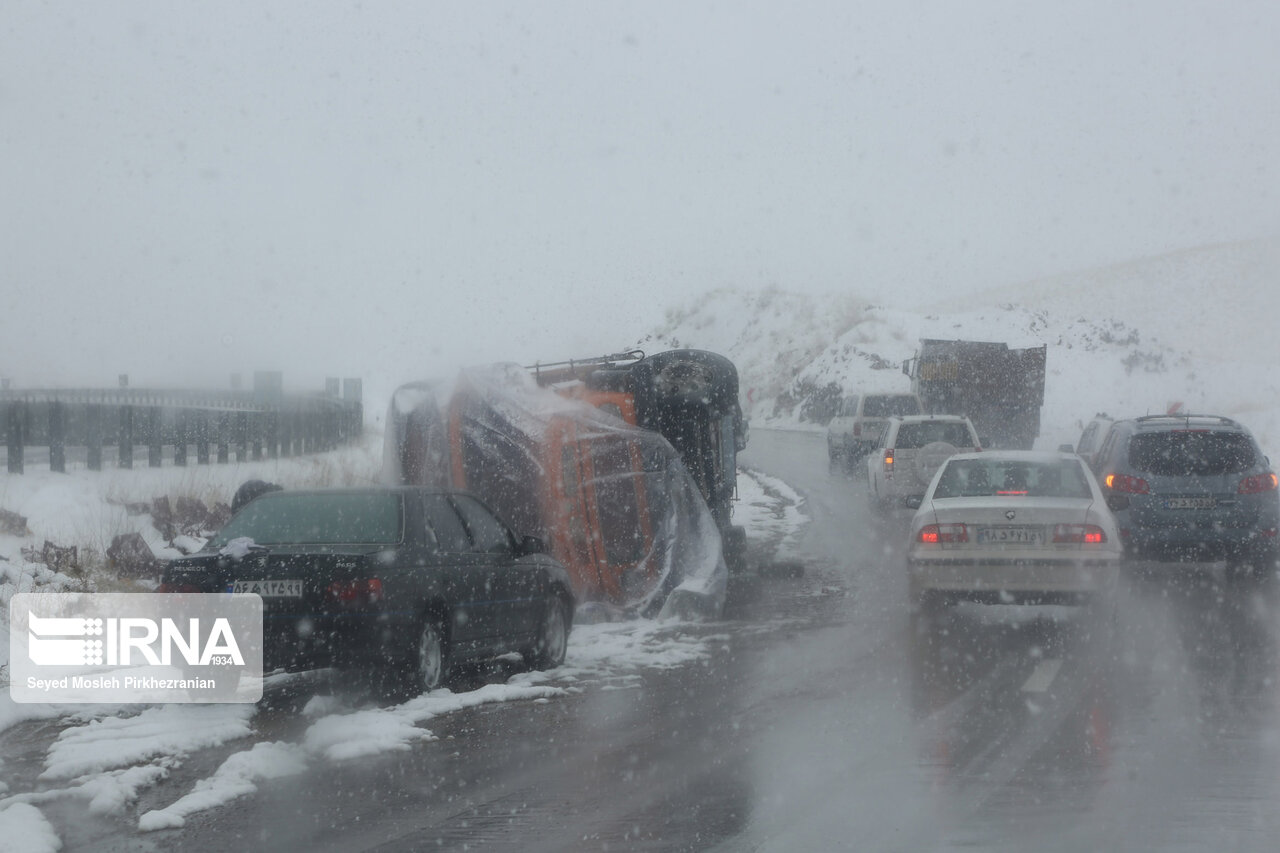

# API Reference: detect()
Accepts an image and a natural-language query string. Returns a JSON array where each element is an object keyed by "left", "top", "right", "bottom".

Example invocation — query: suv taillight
[
  {"left": 883, "top": 449, "right": 895, "bottom": 472},
  {"left": 1239, "top": 473, "right": 1279, "bottom": 494},
  {"left": 1053, "top": 524, "right": 1107, "bottom": 544},
  {"left": 918, "top": 523, "right": 968, "bottom": 544},
  {"left": 1105, "top": 473, "right": 1150, "bottom": 494}
]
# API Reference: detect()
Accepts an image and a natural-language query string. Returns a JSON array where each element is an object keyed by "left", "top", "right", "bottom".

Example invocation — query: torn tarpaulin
[{"left": 385, "top": 363, "right": 727, "bottom": 618}]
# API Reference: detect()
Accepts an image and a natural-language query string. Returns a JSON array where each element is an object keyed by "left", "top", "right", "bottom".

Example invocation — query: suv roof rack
[{"left": 1134, "top": 413, "right": 1240, "bottom": 427}]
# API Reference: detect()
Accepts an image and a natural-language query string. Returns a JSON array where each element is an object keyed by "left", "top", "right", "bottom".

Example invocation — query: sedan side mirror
[
  {"left": 902, "top": 495, "right": 923, "bottom": 510},
  {"left": 518, "top": 535, "right": 546, "bottom": 556}
]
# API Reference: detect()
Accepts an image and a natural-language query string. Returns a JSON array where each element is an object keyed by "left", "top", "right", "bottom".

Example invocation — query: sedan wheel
[
  {"left": 526, "top": 597, "right": 569, "bottom": 670},
  {"left": 413, "top": 621, "right": 447, "bottom": 692}
]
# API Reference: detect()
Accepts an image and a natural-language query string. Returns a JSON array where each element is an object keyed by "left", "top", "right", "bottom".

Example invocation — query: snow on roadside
[
  {"left": 41, "top": 704, "right": 256, "bottom": 782},
  {"left": 735, "top": 468, "right": 807, "bottom": 561},
  {"left": 137, "top": 619, "right": 721, "bottom": 831},
  {"left": 0, "top": 802, "right": 62, "bottom": 853}
]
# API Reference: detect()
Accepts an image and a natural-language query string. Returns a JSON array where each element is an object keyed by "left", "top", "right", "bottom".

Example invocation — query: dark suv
[{"left": 1091, "top": 415, "right": 1279, "bottom": 571}]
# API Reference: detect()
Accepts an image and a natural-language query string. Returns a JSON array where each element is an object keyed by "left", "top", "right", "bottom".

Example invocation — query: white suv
[
  {"left": 827, "top": 392, "right": 922, "bottom": 470},
  {"left": 867, "top": 415, "right": 981, "bottom": 511}
]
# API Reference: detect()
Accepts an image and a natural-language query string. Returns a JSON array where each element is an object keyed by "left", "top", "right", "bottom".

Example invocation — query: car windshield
[
  {"left": 207, "top": 492, "right": 403, "bottom": 547},
  {"left": 1128, "top": 430, "right": 1257, "bottom": 476},
  {"left": 894, "top": 421, "right": 973, "bottom": 449},
  {"left": 933, "top": 459, "right": 1093, "bottom": 499},
  {"left": 863, "top": 396, "right": 919, "bottom": 417}
]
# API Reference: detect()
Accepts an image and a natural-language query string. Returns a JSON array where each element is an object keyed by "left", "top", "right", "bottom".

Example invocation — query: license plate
[
  {"left": 977, "top": 526, "right": 1044, "bottom": 545},
  {"left": 230, "top": 579, "right": 304, "bottom": 597},
  {"left": 1167, "top": 494, "right": 1213, "bottom": 507}
]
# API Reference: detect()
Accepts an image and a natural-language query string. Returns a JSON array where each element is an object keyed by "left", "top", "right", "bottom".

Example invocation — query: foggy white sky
[{"left": 3, "top": 1, "right": 1277, "bottom": 395}]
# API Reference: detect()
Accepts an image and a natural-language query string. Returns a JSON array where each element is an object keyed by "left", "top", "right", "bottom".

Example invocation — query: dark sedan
[{"left": 160, "top": 487, "right": 575, "bottom": 693}]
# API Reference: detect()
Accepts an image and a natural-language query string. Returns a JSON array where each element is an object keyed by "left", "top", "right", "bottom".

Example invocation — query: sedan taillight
[
  {"left": 918, "top": 523, "right": 968, "bottom": 544},
  {"left": 1239, "top": 473, "right": 1279, "bottom": 494},
  {"left": 326, "top": 578, "right": 384, "bottom": 607},
  {"left": 1053, "top": 524, "right": 1107, "bottom": 544}
]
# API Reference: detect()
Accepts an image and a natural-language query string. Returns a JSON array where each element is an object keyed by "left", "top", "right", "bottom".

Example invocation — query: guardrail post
[
  {"left": 249, "top": 412, "right": 262, "bottom": 460},
  {"left": 86, "top": 404, "right": 103, "bottom": 471},
  {"left": 147, "top": 407, "right": 163, "bottom": 468},
  {"left": 196, "top": 410, "right": 210, "bottom": 464},
  {"left": 5, "top": 401, "right": 24, "bottom": 474},
  {"left": 279, "top": 410, "right": 293, "bottom": 458},
  {"left": 237, "top": 412, "right": 250, "bottom": 462},
  {"left": 174, "top": 409, "right": 188, "bottom": 466},
  {"left": 217, "top": 412, "right": 231, "bottom": 463},
  {"left": 265, "top": 410, "right": 279, "bottom": 459},
  {"left": 49, "top": 401, "right": 66, "bottom": 473},
  {"left": 118, "top": 405, "right": 134, "bottom": 469}
]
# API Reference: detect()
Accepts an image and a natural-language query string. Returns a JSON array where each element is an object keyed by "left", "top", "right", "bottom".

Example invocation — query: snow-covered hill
[{"left": 640, "top": 237, "right": 1280, "bottom": 454}]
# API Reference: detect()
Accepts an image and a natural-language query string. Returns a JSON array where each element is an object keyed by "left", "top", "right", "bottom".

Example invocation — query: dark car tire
[
  {"left": 525, "top": 595, "right": 570, "bottom": 671},
  {"left": 412, "top": 620, "right": 450, "bottom": 693}
]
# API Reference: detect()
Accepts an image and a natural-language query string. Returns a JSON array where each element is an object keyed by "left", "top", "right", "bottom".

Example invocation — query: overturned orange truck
[{"left": 383, "top": 352, "right": 740, "bottom": 617}]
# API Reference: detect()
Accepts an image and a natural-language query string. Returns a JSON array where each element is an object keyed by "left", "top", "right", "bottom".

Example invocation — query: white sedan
[{"left": 906, "top": 450, "right": 1122, "bottom": 610}]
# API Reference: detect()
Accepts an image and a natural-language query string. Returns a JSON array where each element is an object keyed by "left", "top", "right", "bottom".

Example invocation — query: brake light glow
[
  {"left": 1053, "top": 524, "right": 1107, "bottom": 544},
  {"left": 326, "top": 578, "right": 384, "bottom": 606},
  {"left": 1238, "top": 473, "right": 1279, "bottom": 494},
  {"left": 918, "top": 523, "right": 968, "bottom": 544},
  {"left": 1105, "top": 473, "right": 1149, "bottom": 494}
]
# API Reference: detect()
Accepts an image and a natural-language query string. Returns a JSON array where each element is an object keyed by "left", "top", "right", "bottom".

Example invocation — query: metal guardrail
[{"left": 1, "top": 377, "right": 363, "bottom": 474}]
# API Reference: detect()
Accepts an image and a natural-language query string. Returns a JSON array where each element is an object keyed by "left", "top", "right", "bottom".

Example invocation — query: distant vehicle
[
  {"left": 902, "top": 339, "right": 1047, "bottom": 449},
  {"left": 867, "top": 414, "right": 981, "bottom": 512},
  {"left": 160, "top": 487, "right": 575, "bottom": 693},
  {"left": 826, "top": 392, "right": 922, "bottom": 469},
  {"left": 1090, "top": 414, "right": 1280, "bottom": 572},
  {"left": 1071, "top": 414, "right": 1115, "bottom": 469},
  {"left": 906, "top": 450, "right": 1122, "bottom": 610}
]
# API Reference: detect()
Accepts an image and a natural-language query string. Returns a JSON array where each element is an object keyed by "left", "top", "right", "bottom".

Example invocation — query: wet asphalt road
[{"left": 8, "top": 427, "right": 1280, "bottom": 851}]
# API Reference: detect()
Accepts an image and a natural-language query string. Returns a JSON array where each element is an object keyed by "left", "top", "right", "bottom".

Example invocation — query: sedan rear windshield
[
  {"left": 895, "top": 422, "right": 974, "bottom": 449},
  {"left": 933, "top": 459, "right": 1093, "bottom": 499},
  {"left": 1127, "top": 431, "right": 1256, "bottom": 476},
  {"left": 863, "top": 395, "right": 920, "bottom": 417},
  {"left": 208, "top": 492, "right": 403, "bottom": 547}
]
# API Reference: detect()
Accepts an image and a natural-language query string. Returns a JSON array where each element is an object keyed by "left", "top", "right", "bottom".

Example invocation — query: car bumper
[
  {"left": 1118, "top": 524, "right": 1279, "bottom": 562},
  {"left": 260, "top": 610, "right": 404, "bottom": 672},
  {"left": 909, "top": 555, "right": 1120, "bottom": 600}
]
